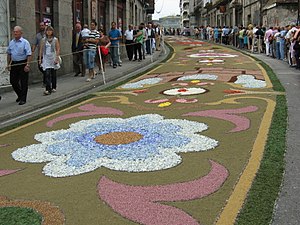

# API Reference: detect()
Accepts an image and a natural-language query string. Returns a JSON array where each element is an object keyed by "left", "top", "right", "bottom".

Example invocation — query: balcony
[
  {"left": 195, "top": 0, "right": 204, "bottom": 9},
  {"left": 183, "top": 0, "right": 189, "bottom": 5},
  {"left": 182, "top": 16, "right": 190, "bottom": 22},
  {"left": 182, "top": 8, "right": 189, "bottom": 13}
]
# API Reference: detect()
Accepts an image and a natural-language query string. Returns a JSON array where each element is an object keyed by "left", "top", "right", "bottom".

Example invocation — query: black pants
[
  {"left": 44, "top": 68, "right": 57, "bottom": 92},
  {"left": 10, "top": 60, "right": 28, "bottom": 102},
  {"left": 125, "top": 40, "right": 134, "bottom": 60},
  {"left": 134, "top": 43, "right": 142, "bottom": 60},
  {"left": 73, "top": 51, "right": 85, "bottom": 75},
  {"left": 146, "top": 39, "right": 153, "bottom": 54}
]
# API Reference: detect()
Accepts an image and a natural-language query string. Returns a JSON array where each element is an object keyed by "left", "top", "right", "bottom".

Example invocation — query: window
[
  {"left": 73, "top": 0, "right": 83, "bottom": 28},
  {"left": 35, "top": 0, "right": 53, "bottom": 32}
]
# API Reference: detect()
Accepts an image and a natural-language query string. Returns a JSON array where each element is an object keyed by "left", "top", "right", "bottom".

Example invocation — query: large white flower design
[
  {"left": 163, "top": 87, "right": 207, "bottom": 96},
  {"left": 12, "top": 114, "right": 218, "bottom": 177},
  {"left": 121, "top": 78, "right": 163, "bottom": 89},
  {"left": 234, "top": 75, "right": 266, "bottom": 88}
]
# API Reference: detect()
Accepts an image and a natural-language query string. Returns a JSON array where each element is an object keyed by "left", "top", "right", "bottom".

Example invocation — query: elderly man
[
  {"left": 72, "top": 22, "right": 85, "bottom": 77},
  {"left": 7, "top": 26, "right": 32, "bottom": 105}
]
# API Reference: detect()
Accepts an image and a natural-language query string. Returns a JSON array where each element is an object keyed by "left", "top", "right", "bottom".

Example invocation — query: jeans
[
  {"left": 279, "top": 40, "right": 285, "bottom": 60},
  {"left": 276, "top": 42, "right": 281, "bottom": 59},
  {"left": 110, "top": 45, "right": 120, "bottom": 66},
  {"left": 83, "top": 48, "right": 96, "bottom": 69},
  {"left": 44, "top": 68, "right": 57, "bottom": 92}
]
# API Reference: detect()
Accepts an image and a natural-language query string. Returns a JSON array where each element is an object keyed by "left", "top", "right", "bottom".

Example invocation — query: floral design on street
[
  {"left": 46, "top": 104, "right": 124, "bottom": 127},
  {"left": 98, "top": 160, "right": 228, "bottom": 225},
  {"left": 234, "top": 75, "right": 267, "bottom": 88},
  {"left": 188, "top": 53, "right": 238, "bottom": 58},
  {"left": 12, "top": 114, "right": 218, "bottom": 177},
  {"left": 121, "top": 78, "right": 163, "bottom": 89}
]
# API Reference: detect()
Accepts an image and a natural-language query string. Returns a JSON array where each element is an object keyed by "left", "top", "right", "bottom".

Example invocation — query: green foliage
[
  {"left": 0, "top": 207, "right": 42, "bottom": 225},
  {"left": 235, "top": 94, "right": 287, "bottom": 224}
]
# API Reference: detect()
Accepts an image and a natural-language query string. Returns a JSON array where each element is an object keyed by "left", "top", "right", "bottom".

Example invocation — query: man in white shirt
[{"left": 124, "top": 24, "right": 134, "bottom": 61}]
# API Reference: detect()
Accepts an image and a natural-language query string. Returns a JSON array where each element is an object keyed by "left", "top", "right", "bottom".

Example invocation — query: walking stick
[{"left": 98, "top": 46, "right": 106, "bottom": 85}]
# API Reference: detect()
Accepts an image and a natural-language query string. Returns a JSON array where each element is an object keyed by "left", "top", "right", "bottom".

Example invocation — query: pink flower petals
[
  {"left": 46, "top": 104, "right": 124, "bottom": 127},
  {"left": 183, "top": 106, "right": 258, "bottom": 133},
  {"left": 145, "top": 99, "right": 170, "bottom": 104},
  {"left": 98, "top": 160, "right": 228, "bottom": 225},
  {"left": 176, "top": 99, "right": 198, "bottom": 103},
  {"left": 0, "top": 169, "right": 20, "bottom": 177}
]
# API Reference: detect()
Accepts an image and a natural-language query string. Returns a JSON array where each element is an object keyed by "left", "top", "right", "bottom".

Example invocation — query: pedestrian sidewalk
[
  {"left": 251, "top": 54, "right": 300, "bottom": 225},
  {"left": 0, "top": 49, "right": 169, "bottom": 129}
]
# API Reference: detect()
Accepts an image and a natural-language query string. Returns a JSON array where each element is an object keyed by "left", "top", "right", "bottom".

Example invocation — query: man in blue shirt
[
  {"left": 7, "top": 26, "right": 32, "bottom": 105},
  {"left": 109, "top": 22, "right": 122, "bottom": 68}
]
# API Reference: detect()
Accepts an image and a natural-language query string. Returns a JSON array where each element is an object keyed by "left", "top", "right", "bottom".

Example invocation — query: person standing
[
  {"left": 124, "top": 24, "right": 134, "bottom": 61},
  {"left": 145, "top": 23, "right": 155, "bottom": 54},
  {"left": 83, "top": 20, "right": 100, "bottom": 81},
  {"left": 141, "top": 23, "right": 146, "bottom": 59},
  {"left": 7, "top": 26, "right": 32, "bottom": 105},
  {"left": 154, "top": 24, "right": 161, "bottom": 51},
  {"left": 133, "top": 25, "right": 144, "bottom": 62},
  {"left": 264, "top": 27, "right": 273, "bottom": 56},
  {"left": 109, "top": 21, "right": 122, "bottom": 68},
  {"left": 97, "top": 29, "right": 111, "bottom": 72},
  {"left": 39, "top": 26, "right": 60, "bottom": 95},
  {"left": 31, "top": 21, "right": 46, "bottom": 85},
  {"left": 72, "top": 22, "right": 85, "bottom": 77}
]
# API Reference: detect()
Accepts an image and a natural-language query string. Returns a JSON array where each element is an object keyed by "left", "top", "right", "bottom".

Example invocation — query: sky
[{"left": 152, "top": 0, "right": 180, "bottom": 20}]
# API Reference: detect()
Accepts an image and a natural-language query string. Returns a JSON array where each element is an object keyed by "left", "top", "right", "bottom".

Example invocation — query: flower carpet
[{"left": 0, "top": 36, "right": 284, "bottom": 225}]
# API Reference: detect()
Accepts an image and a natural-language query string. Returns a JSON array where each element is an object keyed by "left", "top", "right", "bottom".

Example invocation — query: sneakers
[
  {"left": 52, "top": 89, "right": 56, "bottom": 92},
  {"left": 118, "top": 63, "right": 122, "bottom": 67},
  {"left": 44, "top": 90, "right": 51, "bottom": 95},
  {"left": 86, "top": 78, "right": 91, "bottom": 82},
  {"left": 113, "top": 64, "right": 117, "bottom": 68}
]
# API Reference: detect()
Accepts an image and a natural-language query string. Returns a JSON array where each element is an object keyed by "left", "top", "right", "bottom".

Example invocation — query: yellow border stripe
[{"left": 216, "top": 97, "right": 276, "bottom": 225}]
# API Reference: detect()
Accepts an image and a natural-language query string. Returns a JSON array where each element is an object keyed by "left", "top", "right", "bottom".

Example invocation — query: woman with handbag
[
  {"left": 39, "top": 26, "right": 61, "bottom": 95},
  {"left": 97, "top": 29, "right": 111, "bottom": 72}
]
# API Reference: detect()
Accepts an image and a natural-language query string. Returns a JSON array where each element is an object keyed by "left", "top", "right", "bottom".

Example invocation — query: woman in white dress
[{"left": 39, "top": 26, "right": 60, "bottom": 95}]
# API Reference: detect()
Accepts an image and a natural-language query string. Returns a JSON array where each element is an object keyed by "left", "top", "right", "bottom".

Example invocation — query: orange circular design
[{"left": 95, "top": 132, "right": 143, "bottom": 145}]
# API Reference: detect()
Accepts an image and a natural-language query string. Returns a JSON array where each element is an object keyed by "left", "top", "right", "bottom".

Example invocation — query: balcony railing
[{"left": 183, "top": 0, "right": 189, "bottom": 5}]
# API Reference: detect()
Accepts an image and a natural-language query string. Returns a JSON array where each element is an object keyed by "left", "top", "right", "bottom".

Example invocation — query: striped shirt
[{"left": 87, "top": 29, "right": 100, "bottom": 49}]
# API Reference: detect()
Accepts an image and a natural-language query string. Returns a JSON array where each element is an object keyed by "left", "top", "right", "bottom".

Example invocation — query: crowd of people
[
  {"left": 2, "top": 20, "right": 163, "bottom": 105},
  {"left": 4, "top": 20, "right": 299, "bottom": 105},
  {"left": 193, "top": 24, "right": 300, "bottom": 69}
]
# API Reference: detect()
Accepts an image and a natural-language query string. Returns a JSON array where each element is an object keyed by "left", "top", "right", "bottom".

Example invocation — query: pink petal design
[
  {"left": 98, "top": 160, "right": 228, "bottom": 225},
  {"left": 145, "top": 99, "right": 170, "bottom": 104},
  {"left": 183, "top": 106, "right": 258, "bottom": 132},
  {"left": 46, "top": 104, "right": 124, "bottom": 127},
  {"left": 0, "top": 144, "right": 10, "bottom": 148},
  {"left": 0, "top": 169, "right": 20, "bottom": 177},
  {"left": 175, "top": 99, "right": 198, "bottom": 103}
]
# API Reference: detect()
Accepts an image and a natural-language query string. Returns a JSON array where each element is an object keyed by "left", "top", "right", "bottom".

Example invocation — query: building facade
[
  {"left": 187, "top": 0, "right": 298, "bottom": 28},
  {"left": 0, "top": 0, "right": 155, "bottom": 87},
  {"left": 159, "top": 15, "right": 181, "bottom": 29},
  {"left": 180, "top": 0, "right": 191, "bottom": 28}
]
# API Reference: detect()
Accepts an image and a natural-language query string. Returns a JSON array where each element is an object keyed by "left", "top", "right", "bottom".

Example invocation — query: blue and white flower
[
  {"left": 11, "top": 114, "right": 218, "bottom": 177},
  {"left": 178, "top": 74, "right": 218, "bottom": 81},
  {"left": 234, "top": 75, "right": 266, "bottom": 88},
  {"left": 121, "top": 78, "right": 163, "bottom": 89}
]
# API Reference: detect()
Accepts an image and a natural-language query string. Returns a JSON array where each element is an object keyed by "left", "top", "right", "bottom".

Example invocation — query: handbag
[{"left": 100, "top": 46, "right": 109, "bottom": 56}]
